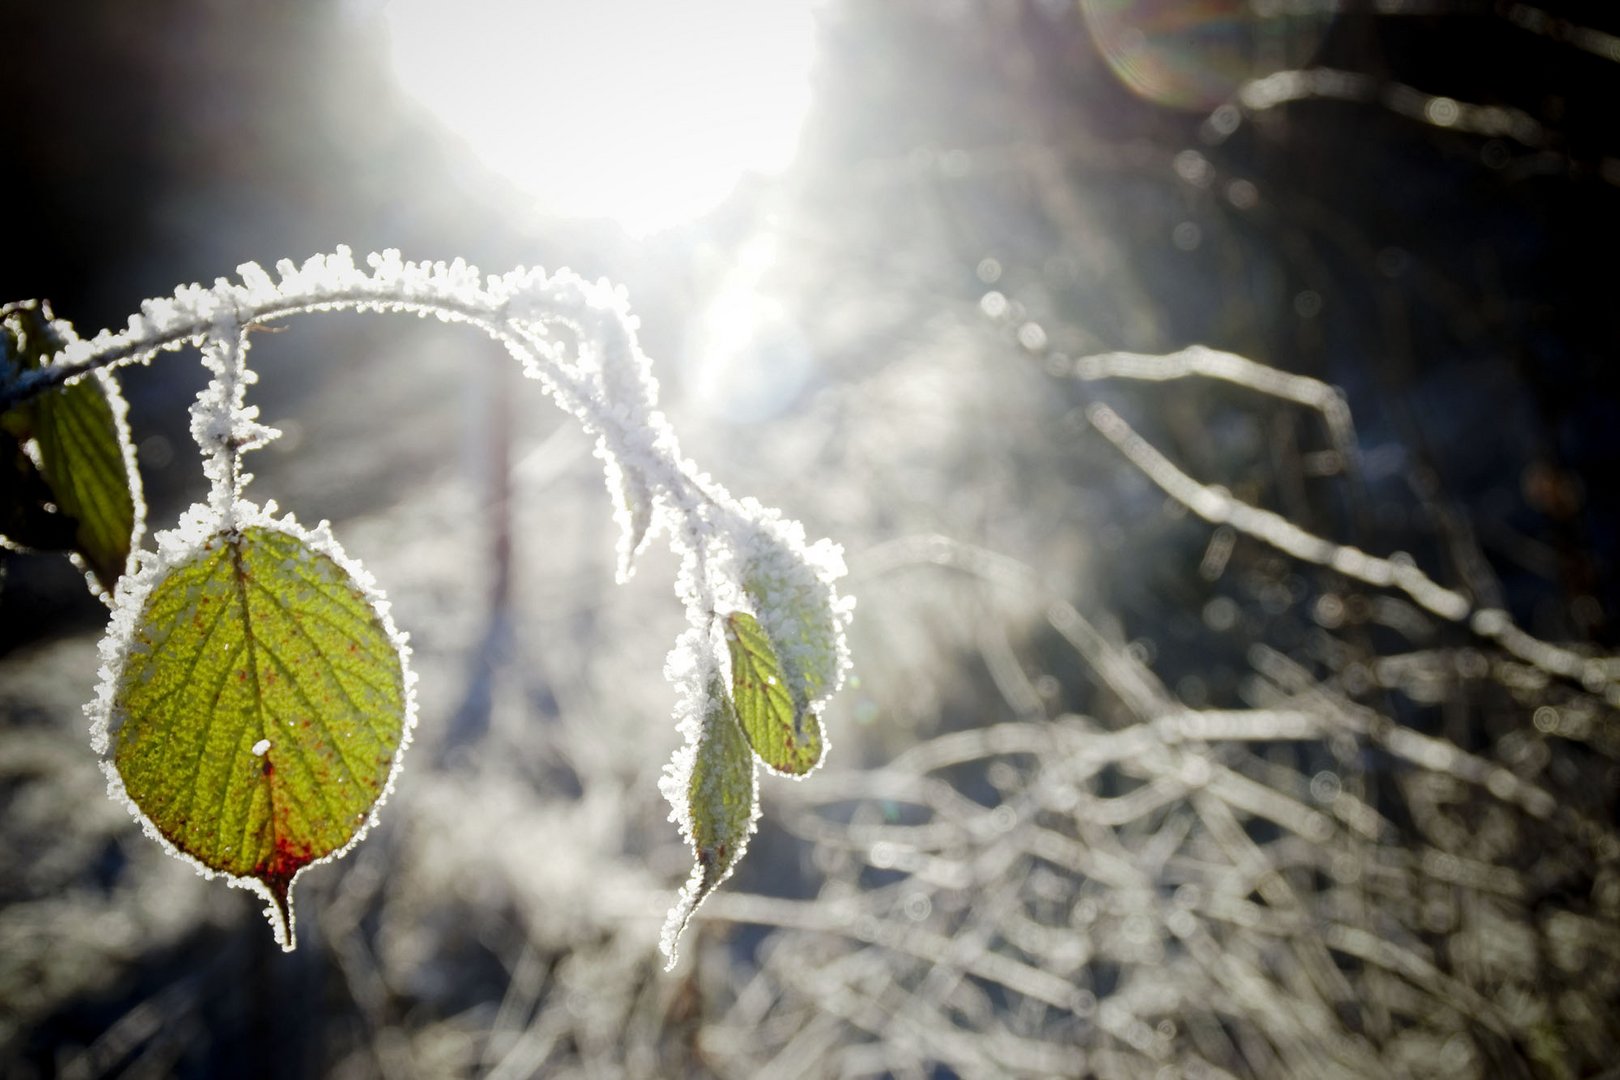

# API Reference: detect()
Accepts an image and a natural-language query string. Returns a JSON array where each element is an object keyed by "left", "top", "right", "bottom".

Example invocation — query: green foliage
[
  {"left": 743, "top": 560, "right": 842, "bottom": 712},
  {"left": 685, "top": 678, "right": 757, "bottom": 905},
  {"left": 0, "top": 302, "right": 139, "bottom": 592},
  {"left": 724, "top": 609, "right": 824, "bottom": 775},
  {"left": 110, "top": 524, "right": 409, "bottom": 948},
  {"left": 5, "top": 251, "right": 851, "bottom": 962}
]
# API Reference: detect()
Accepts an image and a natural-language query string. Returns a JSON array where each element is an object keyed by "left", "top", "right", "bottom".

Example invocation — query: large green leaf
[
  {"left": 108, "top": 524, "right": 408, "bottom": 948},
  {"left": 1, "top": 302, "right": 140, "bottom": 592},
  {"left": 724, "top": 610, "right": 824, "bottom": 775}
]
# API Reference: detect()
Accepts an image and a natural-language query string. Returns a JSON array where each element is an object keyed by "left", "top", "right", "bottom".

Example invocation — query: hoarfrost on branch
[{"left": 10, "top": 248, "right": 853, "bottom": 962}]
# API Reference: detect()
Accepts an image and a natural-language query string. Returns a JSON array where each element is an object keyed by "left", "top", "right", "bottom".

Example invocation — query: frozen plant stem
[
  {"left": 7, "top": 248, "right": 851, "bottom": 962},
  {"left": 1075, "top": 374, "right": 1620, "bottom": 702}
]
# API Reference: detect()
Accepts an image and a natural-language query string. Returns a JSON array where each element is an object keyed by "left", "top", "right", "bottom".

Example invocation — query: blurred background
[{"left": 2, "top": 1, "right": 1618, "bottom": 1076}]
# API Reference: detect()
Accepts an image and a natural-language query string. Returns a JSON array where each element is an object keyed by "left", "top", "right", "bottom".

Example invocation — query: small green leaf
[
  {"left": 724, "top": 610, "right": 824, "bottom": 775},
  {"left": 743, "top": 568, "right": 842, "bottom": 710},
  {"left": 688, "top": 679, "right": 757, "bottom": 897},
  {"left": 108, "top": 524, "right": 408, "bottom": 949},
  {"left": 33, "top": 373, "right": 140, "bottom": 590},
  {"left": 662, "top": 677, "right": 758, "bottom": 967},
  {"left": 1, "top": 302, "right": 141, "bottom": 592}
]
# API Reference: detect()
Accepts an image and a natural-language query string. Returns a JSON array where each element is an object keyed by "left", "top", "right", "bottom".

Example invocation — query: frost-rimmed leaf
[
  {"left": 725, "top": 610, "right": 825, "bottom": 776},
  {"left": 709, "top": 504, "right": 853, "bottom": 741},
  {"left": 87, "top": 502, "right": 416, "bottom": 950},
  {"left": 660, "top": 676, "right": 759, "bottom": 968},
  {"left": 0, "top": 301, "right": 144, "bottom": 594},
  {"left": 738, "top": 517, "right": 852, "bottom": 722}
]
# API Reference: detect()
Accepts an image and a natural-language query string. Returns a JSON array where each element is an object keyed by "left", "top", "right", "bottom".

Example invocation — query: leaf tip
[
  {"left": 264, "top": 876, "right": 299, "bottom": 952},
  {"left": 658, "top": 860, "right": 716, "bottom": 973},
  {"left": 237, "top": 865, "right": 302, "bottom": 951}
]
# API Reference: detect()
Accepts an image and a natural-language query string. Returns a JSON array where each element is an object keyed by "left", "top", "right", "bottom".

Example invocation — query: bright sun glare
[{"left": 383, "top": 0, "right": 818, "bottom": 235}]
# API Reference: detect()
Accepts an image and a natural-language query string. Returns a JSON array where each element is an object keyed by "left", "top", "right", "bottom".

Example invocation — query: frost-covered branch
[
  {"left": 1224, "top": 68, "right": 1546, "bottom": 149},
  {"left": 1084, "top": 395, "right": 1620, "bottom": 697},
  {"left": 10, "top": 248, "right": 852, "bottom": 961},
  {"left": 1070, "top": 345, "right": 1359, "bottom": 476}
]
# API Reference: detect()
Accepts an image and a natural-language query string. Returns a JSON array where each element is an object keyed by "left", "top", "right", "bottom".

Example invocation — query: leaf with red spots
[
  {"left": 723, "top": 610, "right": 824, "bottom": 776},
  {"left": 102, "top": 521, "right": 410, "bottom": 949}
]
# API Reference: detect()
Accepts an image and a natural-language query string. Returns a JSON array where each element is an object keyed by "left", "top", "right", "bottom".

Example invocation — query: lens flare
[{"left": 1079, "top": 0, "right": 1334, "bottom": 111}]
